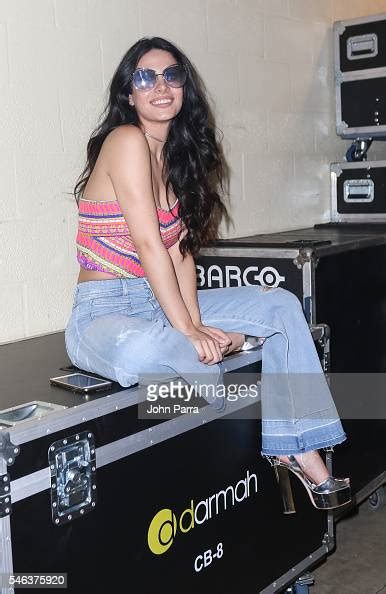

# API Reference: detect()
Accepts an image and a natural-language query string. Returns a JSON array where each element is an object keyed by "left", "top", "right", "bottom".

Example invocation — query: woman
[{"left": 65, "top": 36, "right": 350, "bottom": 512}]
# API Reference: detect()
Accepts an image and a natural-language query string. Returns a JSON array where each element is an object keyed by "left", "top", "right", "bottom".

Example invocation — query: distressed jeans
[{"left": 65, "top": 277, "right": 347, "bottom": 455}]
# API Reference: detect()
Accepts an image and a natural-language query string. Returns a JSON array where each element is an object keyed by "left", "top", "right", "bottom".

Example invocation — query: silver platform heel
[
  {"left": 274, "top": 464, "right": 296, "bottom": 514},
  {"left": 266, "top": 455, "right": 351, "bottom": 513}
]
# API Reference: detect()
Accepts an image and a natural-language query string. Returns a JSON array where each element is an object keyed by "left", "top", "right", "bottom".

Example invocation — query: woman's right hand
[{"left": 183, "top": 328, "right": 224, "bottom": 365}]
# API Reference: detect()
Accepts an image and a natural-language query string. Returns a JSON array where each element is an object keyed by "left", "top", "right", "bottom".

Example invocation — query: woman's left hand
[{"left": 195, "top": 324, "right": 231, "bottom": 347}]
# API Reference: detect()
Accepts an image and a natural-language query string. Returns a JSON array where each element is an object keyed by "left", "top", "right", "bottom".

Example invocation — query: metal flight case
[
  {"left": 334, "top": 12, "right": 386, "bottom": 138},
  {"left": 331, "top": 160, "right": 386, "bottom": 222},
  {"left": 0, "top": 331, "right": 336, "bottom": 594}
]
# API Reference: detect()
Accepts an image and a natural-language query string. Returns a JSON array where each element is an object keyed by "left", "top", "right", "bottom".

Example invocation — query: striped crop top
[{"left": 76, "top": 197, "right": 186, "bottom": 278}]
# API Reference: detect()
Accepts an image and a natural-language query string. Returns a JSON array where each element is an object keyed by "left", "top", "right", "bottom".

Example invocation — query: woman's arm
[
  {"left": 168, "top": 241, "right": 243, "bottom": 353},
  {"left": 102, "top": 125, "right": 223, "bottom": 364},
  {"left": 168, "top": 240, "right": 202, "bottom": 326}
]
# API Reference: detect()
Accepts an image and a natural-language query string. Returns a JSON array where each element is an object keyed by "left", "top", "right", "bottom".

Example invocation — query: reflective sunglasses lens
[
  {"left": 164, "top": 65, "right": 187, "bottom": 87},
  {"left": 132, "top": 69, "right": 156, "bottom": 91}
]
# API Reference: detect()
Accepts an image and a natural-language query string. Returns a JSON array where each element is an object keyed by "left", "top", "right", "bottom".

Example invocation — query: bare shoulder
[
  {"left": 104, "top": 124, "right": 147, "bottom": 149},
  {"left": 102, "top": 125, "right": 149, "bottom": 161}
]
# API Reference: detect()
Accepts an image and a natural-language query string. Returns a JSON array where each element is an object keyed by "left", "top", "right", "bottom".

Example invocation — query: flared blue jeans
[{"left": 65, "top": 277, "right": 346, "bottom": 455}]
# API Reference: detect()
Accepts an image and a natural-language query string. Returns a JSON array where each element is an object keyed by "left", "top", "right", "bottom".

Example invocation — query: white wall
[{"left": 1, "top": 0, "right": 386, "bottom": 342}]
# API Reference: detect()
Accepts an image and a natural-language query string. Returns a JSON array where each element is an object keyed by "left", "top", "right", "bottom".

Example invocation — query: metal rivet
[
  {"left": 5, "top": 508, "right": 10, "bottom": 514},
  {"left": 80, "top": 509, "right": 84, "bottom": 515},
  {"left": 50, "top": 464, "right": 55, "bottom": 470},
  {"left": 4, "top": 486, "right": 9, "bottom": 492},
  {"left": 76, "top": 435, "right": 79, "bottom": 440},
  {"left": 375, "top": 111, "right": 379, "bottom": 115},
  {"left": 90, "top": 449, "right": 95, "bottom": 454},
  {"left": 374, "top": 118, "right": 379, "bottom": 123},
  {"left": 91, "top": 501, "right": 96, "bottom": 507},
  {"left": 50, "top": 446, "right": 55, "bottom": 451},
  {"left": 55, "top": 519, "right": 60, "bottom": 524},
  {"left": 67, "top": 514, "right": 72, "bottom": 520},
  {"left": 91, "top": 466, "right": 96, "bottom": 472},
  {"left": 52, "top": 483, "right": 56, "bottom": 489},
  {"left": 63, "top": 439, "right": 67, "bottom": 445},
  {"left": 14, "top": 448, "right": 19, "bottom": 454},
  {"left": 5, "top": 498, "right": 9, "bottom": 503},
  {"left": 88, "top": 433, "right": 92, "bottom": 439},
  {"left": 3, "top": 476, "right": 8, "bottom": 482},
  {"left": 92, "top": 485, "right": 96, "bottom": 490},
  {"left": 53, "top": 502, "right": 57, "bottom": 508},
  {"left": 8, "top": 458, "right": 13, "bottom": 464}
]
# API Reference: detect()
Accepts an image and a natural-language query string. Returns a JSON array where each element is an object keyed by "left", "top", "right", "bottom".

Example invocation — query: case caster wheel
[
  {"left": 285, "top": 572, "right": 314, "bottom": 593},
  {"left": 368, "top": 486, "right": 386, "bottom": 511}
]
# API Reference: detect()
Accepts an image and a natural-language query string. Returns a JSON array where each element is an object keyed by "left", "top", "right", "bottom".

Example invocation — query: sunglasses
[{"left": 131, "top": 64, "right": 187, "bottom": 92}]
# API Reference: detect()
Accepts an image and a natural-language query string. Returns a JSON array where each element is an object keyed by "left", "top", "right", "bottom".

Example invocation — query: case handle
[
  {"left": 347, "top": 33, "right": 378, "bottom": 60},
  {"left": 343, "top": 179, "right": 374, "bottom": 203}
]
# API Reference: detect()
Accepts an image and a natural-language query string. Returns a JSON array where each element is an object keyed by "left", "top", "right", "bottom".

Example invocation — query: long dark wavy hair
[{"left": 74, "top": 36, "right": 230, "bottom": 257}]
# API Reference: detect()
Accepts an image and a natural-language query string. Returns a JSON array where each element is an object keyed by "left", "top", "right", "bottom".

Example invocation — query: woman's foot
[
  {"left": 220, "top": 332, "right": 245, "bottom": 355},
  {"left": 220, "top": 333, "right": 266, "bottom": 357},
  {"left": 270, "top": 450, "right": 351, "bottom": 511},
  {"left": 278, "top": 450, "right": 329, "bottom": 486}
]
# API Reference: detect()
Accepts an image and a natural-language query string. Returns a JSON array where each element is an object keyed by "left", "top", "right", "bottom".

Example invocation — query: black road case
[
  {"left": 196, "top": 228, "right": 386, "bottom": 508},
  {"left": 334, "top": 12, "right": 386, "bottom": 138},
  {"left": 331, "top": 160, "right": 386, "bottom": 222},
  {"left": 0, "top": 332, "right": 337, "bottom": 594}
]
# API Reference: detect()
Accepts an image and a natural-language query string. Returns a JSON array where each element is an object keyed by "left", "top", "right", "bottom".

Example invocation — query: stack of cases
[{"left": 332, "top": 12, "right": 386, "bottom": 222}]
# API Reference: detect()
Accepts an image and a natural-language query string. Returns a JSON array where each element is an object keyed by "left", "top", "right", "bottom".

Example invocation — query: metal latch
[
  {"left": 347, "top": 33, "right": 378, "bottom": 60},
  {"left": 343, "top": 179, "right": 374, "bottom": 203},
  {"left": 49, "top": 431, "right": 96, "bottom": 526}
]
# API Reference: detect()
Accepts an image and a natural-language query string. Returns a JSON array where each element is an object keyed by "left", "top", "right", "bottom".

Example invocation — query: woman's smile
[{"left": 150, "top": 96, "right": 174, "bottom": 107}]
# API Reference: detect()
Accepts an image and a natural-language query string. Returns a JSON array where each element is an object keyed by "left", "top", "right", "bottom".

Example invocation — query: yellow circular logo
[{"left": 147, "top": 508, "right": 177, "bottom": 555}]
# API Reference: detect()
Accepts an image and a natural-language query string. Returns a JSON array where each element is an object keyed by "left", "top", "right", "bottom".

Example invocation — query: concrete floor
[{"left": 311, "top": 496, "right": 386, "bottom": 593}]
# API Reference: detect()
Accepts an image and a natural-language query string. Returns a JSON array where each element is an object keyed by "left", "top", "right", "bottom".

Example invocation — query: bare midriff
[{"left": 78, "top": 267, "right": 118, "bottom": 283}]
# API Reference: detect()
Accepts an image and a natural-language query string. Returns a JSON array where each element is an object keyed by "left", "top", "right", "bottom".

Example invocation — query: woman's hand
[
  {"left": 183, "top": 327, "right": 226, "bottom": 365},
  {"left": 195, "top": 325, "right": 246, "bottom": 357}
]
